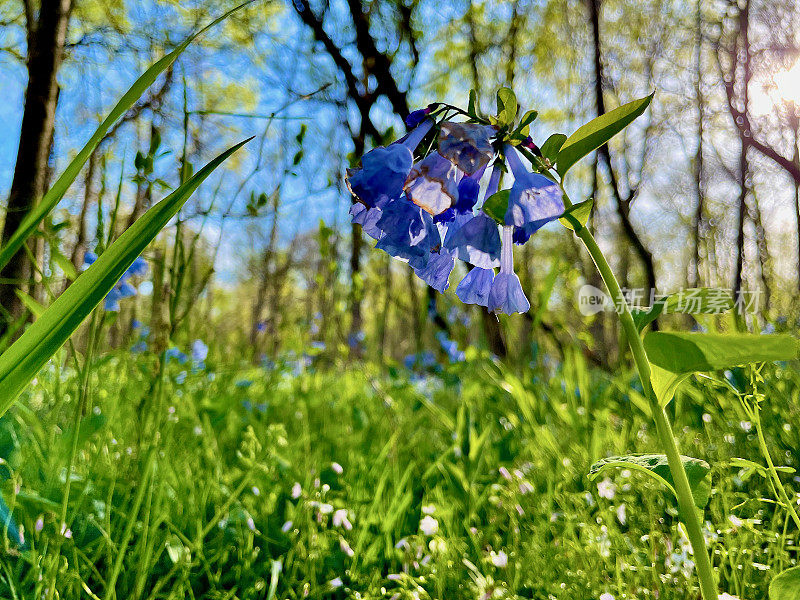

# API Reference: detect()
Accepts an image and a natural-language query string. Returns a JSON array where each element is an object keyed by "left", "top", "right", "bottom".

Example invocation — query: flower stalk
[{"left": 572, "top": 215, "right": 718, "bottom": 600}]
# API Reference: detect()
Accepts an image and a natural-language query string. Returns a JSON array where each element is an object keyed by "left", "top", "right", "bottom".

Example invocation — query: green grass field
[{"left": 0, "top": 344, "right": 795, "bottom": 599}]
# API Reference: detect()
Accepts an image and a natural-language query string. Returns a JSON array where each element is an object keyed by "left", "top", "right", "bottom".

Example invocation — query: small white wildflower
[
  {"left": 333, "top": 509, "right": 352, "bottom": 530},
  {"left": 740, "top": 421, "right": 752, "bottom": 433},
  {"left": 490, "top": 549, "right": 508, "bottom": 568},
  {"left": 331, "top": 462, "right": 343, "bottom": 474},
  {"left": 247, "top": 517, "right": 256, "bottom": 531},
  {"left": 702, "top": 413, "right": 712, "bottom": 423},
  {"left": 724, "top": 433, "right": 735, "bottom": 444},
  {"left": 499, "top": 467, "right": 512, "bottom": 480},
  {"left": 193, "top": 425, "right": 202, "bottom": 436},
  {"left": 340, "top": 538, "right": 354, "bottom": 557},
  {"left": 600, "top": 593, "right": 615, "bottom": 600},
  {"left": 616, "top": 503, "right": 627, "bottom": 526},
  {"left": 93, "top": 406, "right": 101, "bottom": 415},
  {"left": 718, "top": 594, "right": 740, "bottom": 600},
  {"left": 318, "top": 503, "right": 334, "bottom": 514},
  {"left": 60, "top": 523, "right": 72, "bottom": 539},
  {"left": 281, "top": 520, "right": 293, "bottom": 532},
  {"left": 422, "top": 504, "right": 435, "bottom": 515},
  {"left": 419, "top": 515, "right": 438, "bottom": 536},
  {"left": 291, "top": 482, "right": 302, "bottom": 498},
  {"left": 251, "top": 486, "right": 260, "bottom": 496},
  {"left": 728, "top": 515, "right": 744, "bottom": 528},
  {"left": 597, "top": 478, "right": 616, "bottom": 500},
  {"left": 330, "top": 577, "right": 343, "bottom": 588},
  {"left": 35, "top": 517, "right": 44, "bottom": 532}
]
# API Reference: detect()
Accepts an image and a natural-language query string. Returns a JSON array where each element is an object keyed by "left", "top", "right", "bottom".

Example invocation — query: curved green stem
[{"left": 575, "top": 225, "right": 718, "bottom": 600}]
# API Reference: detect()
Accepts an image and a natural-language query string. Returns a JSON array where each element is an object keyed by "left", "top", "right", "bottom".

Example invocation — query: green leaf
[
  {"left": 496, "top": 87, "right": 518, "bottom": 126},
  {"left": 0, "top": 138, "right": 250, "bottom": 417},
  {"left": 482, "top": 190, "right": 510, "bottom": 224},
  {"left": 770, "top": 566, "right": 800, "bottom": 600},
  {"left": 559, "top": 198, "right": 593, "bottom": 231},
  {"left": 468, "top": 89, "right": 479, "bottom": 119},
  {"left": 540, "top": 133, "right": 567, "bottom": 163},
  {"left": 556, "top": 93, "right": 654, "bottom": 176},
  {"left": 0, "top": 2, "right": 251, "bottom": 272},
  {"left": 643, "top": 332, "right": 798, "bottom": 405},
  {"left": 589, "top": 453, "right": 712, "bottom": 508},
  {"left": 513, "top": 110, "right": 538, "bottom": 137},
  {"left": 51, "top": 249, "right": 78, "bottom": 281},
  {"left": 632, "top": 288, "right": 734, "bottom": 332}
]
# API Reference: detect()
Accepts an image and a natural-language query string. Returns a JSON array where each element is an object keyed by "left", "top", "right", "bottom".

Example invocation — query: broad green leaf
[
  {"left": 0, "top": 138, "right": 250, "bottom": 416},
  {"left": 482, "top": 190, "right": 510, "bottom": 224},
  {"left": 632, "top": 288, "right": 734, "bottom": 332},
  {"left": 0, "top": 2, "right": 251, "bottom": 271},
  {"left": 559, "top": 198, "right": 593, "bottom": 232},
  {"left": 589, "top": 453, "right": 711, "bottom": 508},
  {"left": 540, "top": 133, "right": 567, "bottom": 162},
  {"left": 496, "top": 87, "right": 518, "bottom": 126},
  {"left": 643, "top": 332, "right": 798, "bottom": 405},
  {"left": 770, "top": 566, "right": 800, "bottom": 600},
  {"left": 556, "top": 93, "right": 654, "bottom": 175}
]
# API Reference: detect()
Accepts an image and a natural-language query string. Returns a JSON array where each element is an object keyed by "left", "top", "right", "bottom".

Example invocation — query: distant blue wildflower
[
  {"left": 404, "top": 351, "right": 437, "bottom": 370},
  {"left": 236, "top": 379, "right": 253, "bottom": 389},
  {"left": 310, "top": 341, "right": 326, "bottom": 351},
  {"left": 436, "top": 331, "right": 465, "bottom": 363},
  {"left": 348, "top": 330, "right": 366, "bottom": 350},
  {"left": 192, "top": 340, "right": 209, "bottom": 362},
  {"left": 87, "top": 253, "right": 148, "bottom": 312},
  {"left": 165, "top": 347, "right": 188, "bottom": 364},
  {"left": 175, "top": 371, "right": 187, "bottom": 385}
]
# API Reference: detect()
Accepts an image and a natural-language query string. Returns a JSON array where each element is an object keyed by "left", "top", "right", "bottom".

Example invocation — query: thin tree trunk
[
  {"left": 0, "top": 0, "right": 72, "bottom": 329},
  {"left": 733, "top": 0, "right": 751, "bottom": 299},
  {"left": 691, "top": 0, "right": 705, "bottom": 288},
  {"left": 588, "top": 0, "right": 656, "bottom": 294}
]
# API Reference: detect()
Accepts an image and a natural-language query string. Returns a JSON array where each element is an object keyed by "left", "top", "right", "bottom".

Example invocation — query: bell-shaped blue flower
[
  {"left": 346, "top": 121, "right": 433, "bottom": 208},
  {"left": 414, "top": 248, "right": 455, "bottom": 292},
  {"left": 505, "top": 146, "right": 563, "bottom": 236},
  {"left": 406, "top": 105, "right": 434, "bottom": 128},
  {"left": 487, "top": 225, "right": 530, "bottom": 314},
  {"left": 444, "top": 213, "right": 501, "bottom": 269},
  {"left": 350, "top": 203, "right": 384, "bottom": 240},
  {"left": 438, "top": 122, "right": 496, "bottom": 174},
  {"left": 404, "top": 152, "right": 461, "bottom": 216},
  {"left": 375, "top": 196, "right": 440, "bottom": 264},
  {"left": 488, "top": 272, "right": 530, "bottom": 314},
  {"left": 456, "top": 267, "right": 494, "bottom": 307}
]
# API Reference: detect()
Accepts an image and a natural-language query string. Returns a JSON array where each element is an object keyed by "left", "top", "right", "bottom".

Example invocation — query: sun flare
[{"left": 751, "top": 57, "right": 800, "bottom": 116}]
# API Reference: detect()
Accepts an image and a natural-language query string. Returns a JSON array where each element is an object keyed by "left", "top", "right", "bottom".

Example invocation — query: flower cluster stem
[{"left": 575, "top": 226, "right": 718, "bottom": 600}]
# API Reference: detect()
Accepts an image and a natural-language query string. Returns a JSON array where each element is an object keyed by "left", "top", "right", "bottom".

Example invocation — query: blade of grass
[
  {"left": 0, "top": 138, "right": 251, "bottom": 417},
  {"left": 0, "top": 1, "right": 253, "bottom": 271}
]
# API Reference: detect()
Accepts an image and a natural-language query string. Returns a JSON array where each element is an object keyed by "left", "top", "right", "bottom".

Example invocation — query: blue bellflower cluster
[
  {"left": 84, "top": 252, "right": 148, "bottom": 312},
  {"left": 345, "top": 107, "right": 563, "bottom": 314}
]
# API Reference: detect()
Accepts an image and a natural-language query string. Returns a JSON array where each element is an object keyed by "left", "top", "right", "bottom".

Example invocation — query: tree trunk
[
  {"left": 0, "top": 0, "right": 72, "bottom": 328},
  {"left": 587, "top": 0, "right": 656, "bottom": 294},
  {"left": 733, "top": 0, "right": 751, "bottom": 299},
  {"left": 691, "top": 0, "right": 705, "bottom": 288}
]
